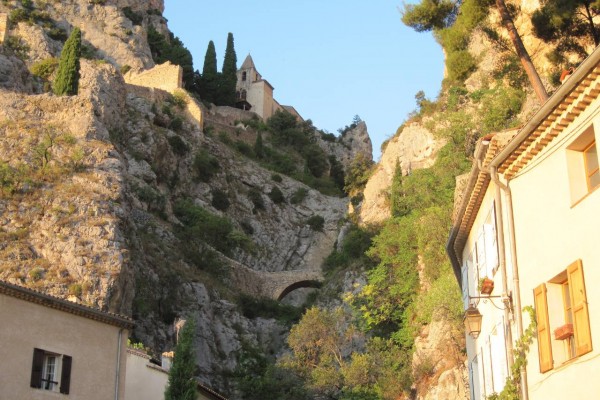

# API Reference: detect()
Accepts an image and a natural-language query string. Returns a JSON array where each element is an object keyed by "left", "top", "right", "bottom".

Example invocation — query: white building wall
[
  {"left": 461, "top": 186, "right": 513, "bottom": 399},
  {"left": 124, "top": 350, "right": 168, "bottom": 400},
  {"left": 0, "top": 294, "right": 128, "bottom": 400},
  {"left": 509, "top": 97, "right": 600, "bottom": 400}
]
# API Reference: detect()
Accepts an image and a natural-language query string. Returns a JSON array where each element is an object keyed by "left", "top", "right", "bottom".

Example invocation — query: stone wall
[
  {"left": 124, "top": 62, "right": 203, "bottom": 129},
  {"left": 124, "top": 61, "right": 183, "bottom": 93},
  {"left": 0, "top": 13, "right": 8, "bottom": 47}
]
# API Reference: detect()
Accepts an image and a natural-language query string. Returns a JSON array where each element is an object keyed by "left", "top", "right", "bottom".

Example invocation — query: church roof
[{"left": 240, "top": 54, "right": 256, "bottom": 70}]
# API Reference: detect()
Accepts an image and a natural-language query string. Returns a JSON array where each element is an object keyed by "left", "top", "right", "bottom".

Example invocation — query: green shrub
[
  {"left": 167, "top": 135, "right": 189, "bottom": 156},
  {"left": 68, "top": 283, "right": 83, "bottom": 297},
  {"left": 30, "top": 57, "right": 58, "bottom": 79},
  {"left": 120, "top": 64, "right": 131, "bottom": 75},
  {"left": 53, "top": 27, "right": 81, "bottom": 96},
  {"left": 4, "top": 35, "right": 30, "bottom": 60},
  {"left": 248, "top": 188, "right": 265, "bottom": 211},
  {"left": 169, "top": 116, "right": 183, "bottom": 131},
  {"left": 235, "top": 140, "right": 255, "bottom": 157},
  {"left": 171, "top": 89, "right": 188, "bottom": 108},
  {"left": 211, "top": 189, "right": 230, "bottom": 211},
  {"left": 237, "top": 295, "right": 303, "bottom": 324},
  {"left": 193, "top": 149, "right": 220, "bottom": 182},
  {"left": 268, "top": 186, "right": 285, "bottom": 204},
  {"left": 271, "top": 173, "right": 283, "bottom": 183},
  {"left": 306, "top": 215, "right": 325, "bottom": 231},
  {"left": 290, "top": 187, "right": 308, "bottom": 204},
  {"left": 122, "top": 6, "right": 143, "bottom": 25},
  {"left": 173, "top": 199, "right": 238, "bottom": 255},
  {"left": 46, "top": 27, "right": 68, "bottom": 42}
]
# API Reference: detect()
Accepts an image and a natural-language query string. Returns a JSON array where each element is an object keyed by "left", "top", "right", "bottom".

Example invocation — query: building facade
[
  {"left": 449, "top": 47, "right": 600, "bottom": 399},
  {"left": 0, "top": 280, "right": 133, "bottom": 400},
  {"left": 235, "top": 54, "right": 302, "bottom": 121}
]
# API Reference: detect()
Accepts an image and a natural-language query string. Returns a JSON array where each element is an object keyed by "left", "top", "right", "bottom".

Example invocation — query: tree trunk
[
  {"left": 496, "top": 0, "right": 549, "bottom": 103},
  {"left": 583, "top": 2, "right": 600, "bottom": 46}
]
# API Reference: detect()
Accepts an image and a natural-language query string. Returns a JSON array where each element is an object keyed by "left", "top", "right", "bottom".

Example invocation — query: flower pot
[
  {"left": 554, "top": 323, "right": 574, "bottom": 340},
  {"left": 480, "top": 278, "right": 494, "bottom": 295}
]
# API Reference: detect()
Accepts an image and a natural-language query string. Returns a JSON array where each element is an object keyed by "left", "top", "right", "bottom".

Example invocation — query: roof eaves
[
  {"left": 491, "top": 46, "right": 600, "bottom": 171},
  {"left": 0, "top": 280, "right": 134, "bottom": 329}
]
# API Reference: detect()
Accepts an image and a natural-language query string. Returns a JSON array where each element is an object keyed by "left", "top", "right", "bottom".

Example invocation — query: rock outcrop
[{"left": 359, "top": 122, "right": 444, "bottom": 224}]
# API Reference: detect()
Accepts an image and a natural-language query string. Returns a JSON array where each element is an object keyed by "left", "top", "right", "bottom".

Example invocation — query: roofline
[
  {"left": 0, "top": 280, "right": 134, "bottom": 329},
  {"left": 446, "top": 140, "right": 491, "bottom": 287},
  {"left": 491, "top": 45, "right": 600, "bottom": 169}
]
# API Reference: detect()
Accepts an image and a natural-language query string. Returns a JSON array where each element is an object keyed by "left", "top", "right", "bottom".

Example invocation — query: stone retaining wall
[{"left": 124, "top": 61, "right": 183, "bottom": 93}]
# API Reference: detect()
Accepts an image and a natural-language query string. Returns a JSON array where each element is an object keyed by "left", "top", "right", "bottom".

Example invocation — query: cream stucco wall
[
  {"left": 0, "top": 294, "right": 128, "bottom": 400},
  {"left": 124, "top": 350, "right": 167, "bottom": 400},
  {"left": 509, "top": 96, "right": 600, "bottom": 399},
  {"left": 461, "top": 186, "right": 515, "bottom": 399}
]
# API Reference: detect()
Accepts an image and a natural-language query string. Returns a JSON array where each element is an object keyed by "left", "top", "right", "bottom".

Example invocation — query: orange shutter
[
  {"left": 534, "top": 283, "right": 553, "bottom": 372},
  {"left": 567, "top": 260, "right": 593, "bottom": 356}
]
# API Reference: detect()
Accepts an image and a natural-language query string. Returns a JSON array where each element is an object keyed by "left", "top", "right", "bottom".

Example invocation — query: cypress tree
[
  {"left": 164, "top": 318, "right": 198, "bottom": 400},
  {"left": 219, "top": 32, "right": 237, "bottom": 106},
  {"left": 53, "top": 27, "right": 81, "bottom": 96},
  {"left": 199, "top": 40, "right": 219, "bottom": 104}
]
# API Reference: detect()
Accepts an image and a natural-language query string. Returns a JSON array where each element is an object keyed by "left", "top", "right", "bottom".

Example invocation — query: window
[
  {"left": 31, "top": 348, "right": 72, "bottom": 394},
  {"left": 241, "top": 71, "right": 246, "bottom": 81},
  {"left": 566, "top": 125, "right": 599, "bottom": 203},
  {"left": 534, "top": 260, "right": 592, "bottom": 373}
]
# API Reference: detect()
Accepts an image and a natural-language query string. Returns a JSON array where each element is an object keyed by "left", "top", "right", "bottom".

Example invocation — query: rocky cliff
[{"left": 0, "top": 0, "right": 373, "bottom": 394}]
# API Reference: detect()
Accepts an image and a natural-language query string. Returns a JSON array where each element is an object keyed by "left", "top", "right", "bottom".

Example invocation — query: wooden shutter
[
  {"left": 30, "top": 348, "right": 45, "bottom": 388},
  {"left": 60, "top": 355, "right": 72, "bottom": 394},
  {"left": 567, "top": 260, "right": 593, "bottom": 356},
  {"left": 534, "top": 284, "right": 553, "bottom": 372}
]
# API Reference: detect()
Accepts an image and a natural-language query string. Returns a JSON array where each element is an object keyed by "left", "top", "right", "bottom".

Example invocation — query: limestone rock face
[
  {"left": 413, "top": 318, "right": 468, "bottom": 400},
  {"left": 0, "top": 0, "right": 162, "bottom": 71},
  {"left": 359, "top": 122, "right": 444, "bottom": 224},
  {"left": 317, "top": 121, "right": 373, "bottom": 169},
  {"left": 0, "top": 54, "right": 31, "bottom": 92}
]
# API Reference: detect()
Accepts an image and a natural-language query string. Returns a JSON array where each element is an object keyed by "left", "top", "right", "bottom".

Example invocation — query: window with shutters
[
  {"left": 30, "top": 348, "right": 72, "bottom": 394},
  {"left": 566, "top": 125, "right": 600, "bottom": 204},
  {"left": 534, "top": 260, "right": 592, "bottom": 373}
]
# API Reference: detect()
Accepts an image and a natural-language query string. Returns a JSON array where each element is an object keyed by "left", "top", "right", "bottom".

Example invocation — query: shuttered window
[
  {"left": 30, "top": 348, "right": 72, "bottom": 394},
  {"left": 567, "top": 260, "right": 593, "bottom": 356},
  {"left": 534, "top": 284, "right": 553, "bottom": 373}
]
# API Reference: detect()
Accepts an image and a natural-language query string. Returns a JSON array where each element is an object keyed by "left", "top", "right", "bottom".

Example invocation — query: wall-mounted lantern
[{"left": 464, "top": 304, "right": 483, "bottom": 338}]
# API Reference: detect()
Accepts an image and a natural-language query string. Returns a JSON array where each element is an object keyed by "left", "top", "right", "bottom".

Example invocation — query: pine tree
[
  {"left": 199, "top": 40, "right": 219, "bottom": 104},
  {"left": 164, "top": 318, "right": 197, "bottom": 400},
  {"left": 218, "top": 32, "right": 237, "bottom": 106},
  {"left": 532, "top": 0, "right": 600, "bottom": 65},
  {"left": 53, "top": 27, "right": 81, "bottom": 96}
]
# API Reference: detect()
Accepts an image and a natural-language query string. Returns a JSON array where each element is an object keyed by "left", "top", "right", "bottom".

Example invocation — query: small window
[
  {"left": 534, "top": 260, "right": 592, "bottom": 373},
  {"left": 242, "top": 71, "right": 247, "bottom": 81},
  {"left": 566, "top": 125, "right": 599, "bottom": 203},
  {"left": 31, "top": 348, "right": 72, "bottom": 394}
]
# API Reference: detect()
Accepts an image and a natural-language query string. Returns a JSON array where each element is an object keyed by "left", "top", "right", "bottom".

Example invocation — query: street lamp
[{"left": 464, "top": 304, "right": 483, "bottom": 338}]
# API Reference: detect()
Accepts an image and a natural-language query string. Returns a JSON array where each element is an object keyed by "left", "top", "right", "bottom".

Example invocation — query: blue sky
[{"left": 164, "top": 1, "right": 444, "bottom": 159}]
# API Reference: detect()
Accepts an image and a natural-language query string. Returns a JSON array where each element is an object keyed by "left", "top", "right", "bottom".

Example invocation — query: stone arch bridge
[{"left": 227, "top": 258, "right": 323, "bottom": 301}]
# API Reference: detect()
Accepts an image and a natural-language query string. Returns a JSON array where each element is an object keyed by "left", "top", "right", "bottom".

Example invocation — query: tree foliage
[
  {"left": 401, "top": 0, "right": 459, "bottom": 32},
  {"left": 218, "top": 32, "right": 237, "bottom": 106},
  {"left": 532, "top": 0, "right": 600, "bottom": 65},
  {"left": 198, "top": 40, "right": 219, "bottom": 104},
  {"left": 53, "top": 27, "right": 81, "bottom": 96},
  {"left": 147, "top": 26, "right": 194, "bottom": 89},
  {"left": 165, "top": 318, "right": 198, "bottom": 400}
]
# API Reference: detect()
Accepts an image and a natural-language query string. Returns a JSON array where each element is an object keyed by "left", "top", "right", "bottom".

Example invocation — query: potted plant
[
  {"left": 478, "top": 277, "right": 494, "bottom": 295},
  {"left": 554, "top": 323, "right": 574, "bottom": 340}
]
